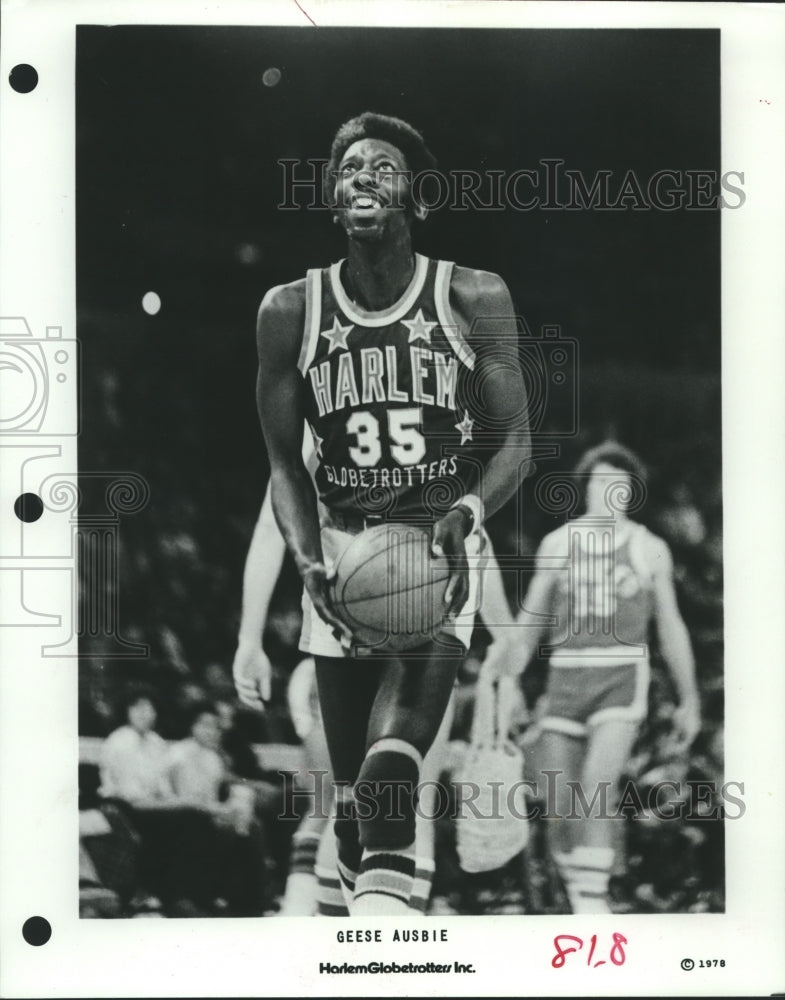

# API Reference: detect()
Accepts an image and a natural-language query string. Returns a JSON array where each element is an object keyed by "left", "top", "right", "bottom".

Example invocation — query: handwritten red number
[
  {"left": 552, "top": 935, "right": 583, "bottom": 969},
  {"left": 610, "top": 932, "right": 628, "bottom": 966},
  {"left": 552, "top": 932, "right": 627, "bottom": 969}
]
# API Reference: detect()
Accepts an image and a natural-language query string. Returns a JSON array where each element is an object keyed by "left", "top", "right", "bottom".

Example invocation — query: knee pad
[{"left": 355, "top": 738, "right": 422, "bottom": 851}]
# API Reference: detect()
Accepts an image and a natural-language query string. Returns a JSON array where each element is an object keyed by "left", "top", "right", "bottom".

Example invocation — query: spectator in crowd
[
  {"left": 166, "top": 702, "right": 269, "bottom": 915},
  {"left": 99, "top": 690, "right": 171, "bottom": 805},
  {"left": 99, "top": 689, "right": 221, "bottom": 916}
]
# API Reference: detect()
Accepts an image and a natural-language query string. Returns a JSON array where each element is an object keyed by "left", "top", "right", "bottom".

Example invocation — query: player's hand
[
  {"left": 480, "top": 635, "right": 526, "bottom": 681},
  {"left": 432, "top": 508, "right": 470, "bottom": 616},
  {"left": 232, "top": 637, "right": 272, "bottom": 710},
  {"left": 672, "top": 697, "right": 701, "bottom": 751},
  {"left": 302, "top": 561, "right": 353, "bottom": 648}
]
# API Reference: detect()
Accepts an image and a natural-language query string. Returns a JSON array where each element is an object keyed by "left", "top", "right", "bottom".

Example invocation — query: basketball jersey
[
  {"left": 297, "top": 253, "right": 478, "bottom": 521},
  {"left": 547, "top": 520, "right": 655, "bottom": 664}
]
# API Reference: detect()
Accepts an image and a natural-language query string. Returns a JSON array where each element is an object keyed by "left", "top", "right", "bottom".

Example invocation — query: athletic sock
[
  {"left": 315, "top": 862, "right": 350, "bottom": 917},
  {"left": 353, "top": 845, "right": 416, "bottom": 912},
  {"left": 336, "top": 856, "right": 358, "bottom": 911},
  {"left": 557, "top": 846, "right": 614, "bottom": 914},
  {"left": 279, "top": 830, "right": 321, "bottom": 915},
  {"left": 315, "top": 855, "right": 430, "bottom": 916},
  {"left": 289, "top": 829, "right": 320, "bottom": 875},
  {"left": 409, "top": 856, "right": 435, "bottom": 913}
]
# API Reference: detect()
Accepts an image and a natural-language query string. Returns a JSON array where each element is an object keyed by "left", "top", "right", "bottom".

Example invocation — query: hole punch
[
  {"left": 9, "top": 64, "right": 38, "bottom": 94},
  {"left": 14, "top": 493, "right": 44, "bottom": 523},
  {"left": 22, "top": 916, "right": 51, "bottom": 946}
]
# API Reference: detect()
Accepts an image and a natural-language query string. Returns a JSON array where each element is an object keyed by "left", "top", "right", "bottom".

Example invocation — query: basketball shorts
[
  {"left": 539, "top": 658, "right": 650, "bottom": 738},
  {"left": 299, "top": 522, "right": 485, "bottom": 658}
]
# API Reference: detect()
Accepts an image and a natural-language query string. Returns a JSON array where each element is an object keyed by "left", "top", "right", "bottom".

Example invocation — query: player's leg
[
  {"left": 315, "top": 810, "right": 350, "bottom": 916},
  {"left": 565, "top": 717, "right": 639, "bottom": 914},
  {"left": 535, "top": 727, "right": 585, "bottom": 856},
  {"left": 411, "top": 687, "right": 455, "bottom": 913},
  {"left": 312, "top": 690, "right": 453, "bottom": 917},
  {"left": 351, "top": 635, "right": 464, "bottom": 916},
  {"left": 280, "top": 719, "right": 336, "bottom": 916},
  {"left": 533, "top": 726, "right": 586, "bottom": 912},
  {"left": 315, "top": 654, "right": 381, "bottom": 909}
]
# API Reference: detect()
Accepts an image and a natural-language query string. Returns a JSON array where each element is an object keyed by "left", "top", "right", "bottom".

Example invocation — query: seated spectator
[
  {"left": 98, "top": 689, "right": 221, "bottom": 917},
  {"left": 167, "top": 705, "right": 226, "bottom": 811},
  {"left": 167, "top": 703, "right": 269, "bottom": 915},
  {"left": 99, "top": 690, "right": 172, "bottom": 806},
  {"left": 215, "top": 698, "right": 283, "bottom": 811}
]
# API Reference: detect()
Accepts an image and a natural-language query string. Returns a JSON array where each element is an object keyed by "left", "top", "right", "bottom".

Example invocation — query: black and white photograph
[{"left": 0, "top": 2, "right": 783, "bottom": 997}]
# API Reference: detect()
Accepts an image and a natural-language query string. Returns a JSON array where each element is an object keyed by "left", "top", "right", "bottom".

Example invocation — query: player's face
[
  {"left": 585, "top": 461, "right": 631, "bottom": 517},
  {"left": 128, "top": 698, "right": 156, "bottom": 733},
  {"left": 332, "top": 138, "right": 422, "bottom": 241}
]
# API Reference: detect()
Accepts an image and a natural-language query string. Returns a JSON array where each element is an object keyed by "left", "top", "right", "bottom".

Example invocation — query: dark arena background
[{"left": 76, "top": 27, "right": 723, "bottom": 917}]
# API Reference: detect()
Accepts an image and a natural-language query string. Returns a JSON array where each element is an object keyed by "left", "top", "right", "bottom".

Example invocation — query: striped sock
[
  {"left": 354, "top": 846, "right": 416, "bottom": 907},
  {"left": 316, "top": 863, "right": 350, "bottom": 917},
  {"left": 409, "top": 857, "right": 435, "bottom": 913},
  {"left": 336, "top": 856, "right": 358, "bottom": 911},
  {"left": 333, "top": 783, "right": 360, "bottom": 911},
  {"left": 315, "top": 856, "right": 430, "bottom": 916},
  {"left": 558, "top": 846, "right": 613, "bottom": 914},
  {"left": 289, "top": 831, "right": 320, "bottom": 875}
]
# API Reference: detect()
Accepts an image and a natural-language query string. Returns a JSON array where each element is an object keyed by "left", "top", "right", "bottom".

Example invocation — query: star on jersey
[
  {"left": 402, "top": 308, "right": 438, "bottom": 345},
  {"left": 455, "top": 410, "right": 474, "bottom": 446},
  {"left": 308, "top": 424, "right": 324, "bottom": 458},
  {"left": 320, "top": 316, "right": 354, "bottom": 354}
]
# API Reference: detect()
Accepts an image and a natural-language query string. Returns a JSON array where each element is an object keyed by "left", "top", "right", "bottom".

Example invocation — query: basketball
[{"left": 330, "top": 523, "right": 451, "bottom": 651}]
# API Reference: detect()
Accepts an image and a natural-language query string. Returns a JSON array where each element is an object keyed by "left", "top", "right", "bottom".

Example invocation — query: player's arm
[
  {"left": 459, "top": 271, "right": 532, "bottom": 520},
  {"left": 482, "top": 533, "right": 559, "bottom": 680},
  {"left": 255, "top": 286, "right": 349, "bottom": 641},
  {"left": 650, "top": 536, "right": 701, "bottom": 749},
  {"left": 434, "top": 271, "right": 531, "bottom": 615},
  {"left": 234, "top": 433, "right": 318, "bottom": 708},
  {"left": 232, "top": 485, "right": 286, "bottom": 709}
]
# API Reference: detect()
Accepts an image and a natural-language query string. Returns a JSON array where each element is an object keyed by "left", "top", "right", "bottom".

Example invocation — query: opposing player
[
  {"left": 483, "top": 442, "right": 701, "bottom": 913},
  {"left": 254, "top": 112, "right": 530, "bottom": 915}
]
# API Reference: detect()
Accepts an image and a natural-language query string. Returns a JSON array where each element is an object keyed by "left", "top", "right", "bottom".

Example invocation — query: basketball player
[
  {"left": 233, "top": 445, "right": 520, "bottom": 916},
  {"left": 483, "top": 442, "right": 701, "bottom": 913},
  {"left": 254, "top": 112, "right": 530, "bottom": 915},
  {"left": 234, "top": 444, "right": 445, "bottom": 917}
]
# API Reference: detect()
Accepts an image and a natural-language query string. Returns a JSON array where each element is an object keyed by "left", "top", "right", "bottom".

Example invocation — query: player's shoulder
[
  {"left": 449, "top": 264, "right": 512, "bottom": 310},
  {"left": 635, "top": 524, "right": 673, "bottom": 571},
  {"left": 537, "top": 523, "right": 570, "bottom": 558},
  {"left": 257, "top": 276, "right": 308, "bottom": 323},
  {"left": 256, "top": 277, "right": 308, "bottom": 359}
]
